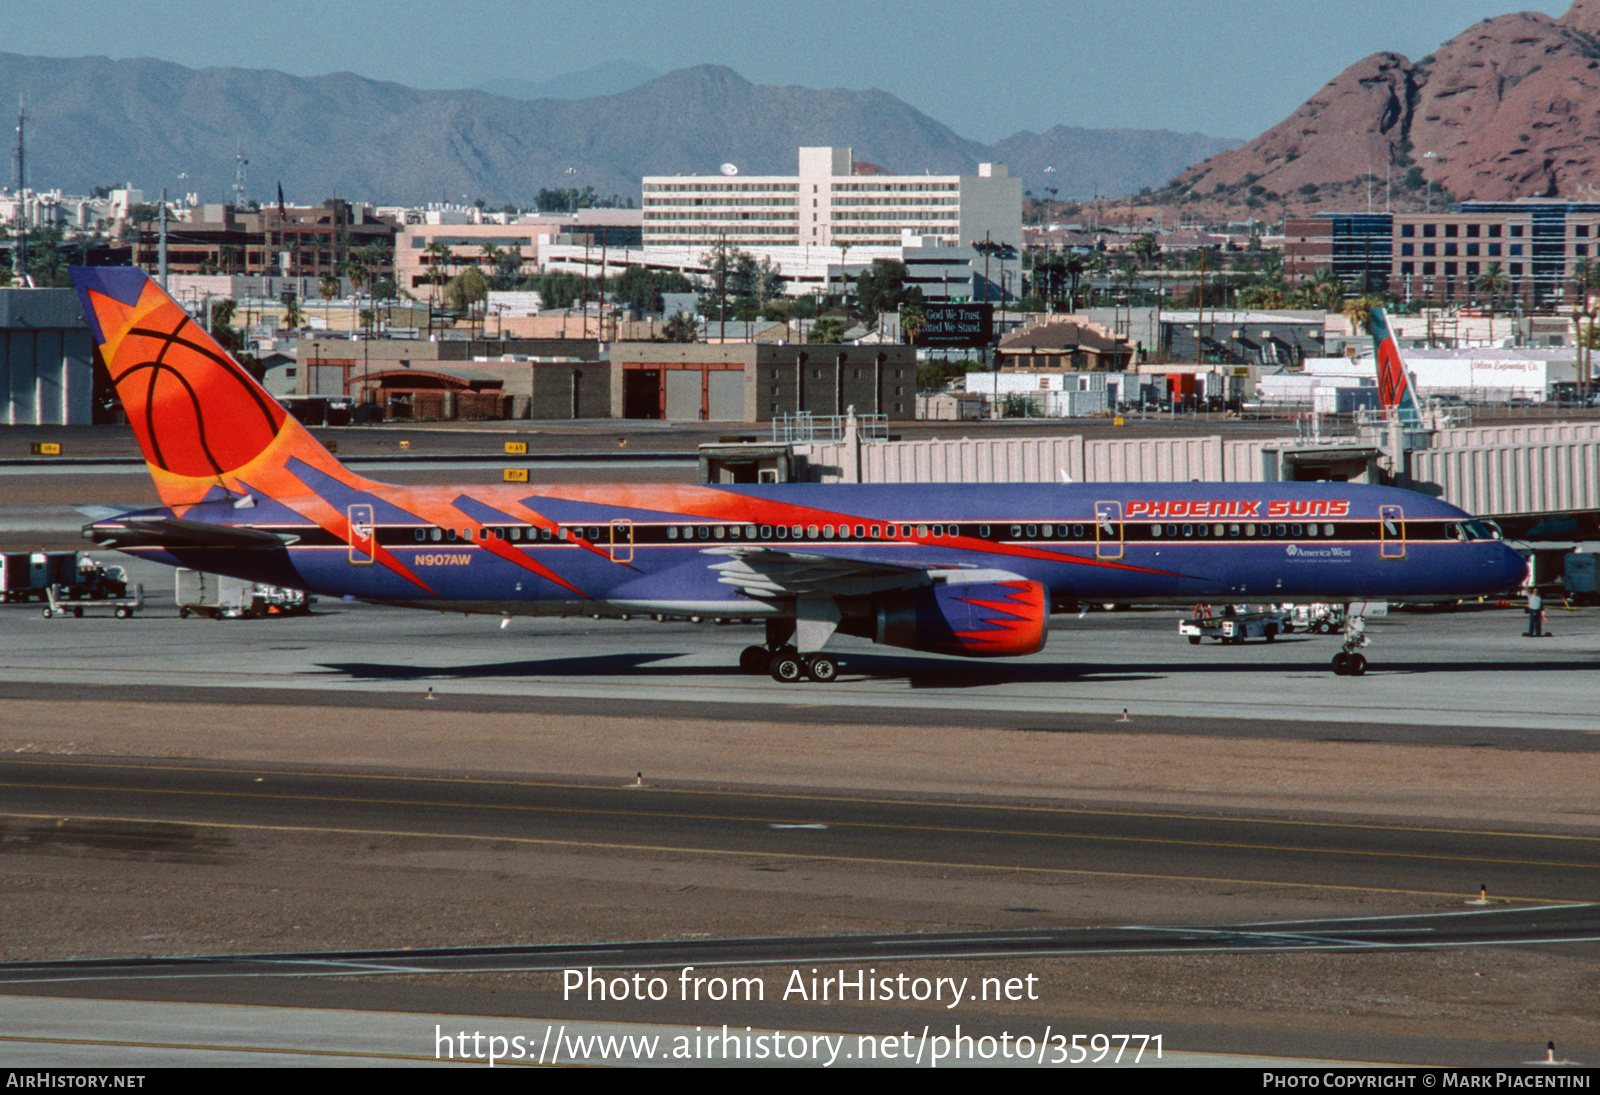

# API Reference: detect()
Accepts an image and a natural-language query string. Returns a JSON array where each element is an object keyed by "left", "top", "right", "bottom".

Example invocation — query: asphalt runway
[{"left": 5, "top": 756, "right": 1596, "bottom": 904}]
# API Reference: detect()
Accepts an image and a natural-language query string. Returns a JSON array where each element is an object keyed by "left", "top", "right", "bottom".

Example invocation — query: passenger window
[
  {"left": 871, "top": 525, "right": 882, "bottom": 538},
  {"left": 808, "top": 525, "right": 820, "bottom": 538},
  {"left": 446, "top": 529, "right": 458, "bottom": 542},
  {"left": 1182, "top": 524, "right": 1193, "bottom": 537},
  {"left": 714, "top": 526, "right": 726, "bottom": 539},
  {"left": 1026, "top": 525, "right": 1037, "bottom": 537},
  {"left": 917, "top": 524, "right": 929, "bottom": 537},
  {"left": 668, "top": 527, "right": 679, "bottom": 540},
  {"left": 1244, "top": 524, "right": 1255, "bottom": 536},
  {"left": 1150, "top": 524, "right": 1162, "bottom": 536},
  {"left": 1166, "top": 525, "right": 1178, "bottom": 538},
  {"left": 1011, "top": 525, "right": 1023, "bottom": 537},
  {"left": 745, "top": 525, "right": 757, "bottom": 538},
  {"left": 1275, "top": 524, "right": 1287, "bottom": 536},
  {"left": 1228, "top": 524, "right": 1239, "bottom": 536},
  {"left": 760, "top": 526, "right": 771, "bottom": 538},
  {"left": 1073, "top": 524, "right": 1084, "bottom": 537},
  {"left": 854, "top": 525, "right": 865, "bottom": 538},
  {"left": 775, "top": 526, "right": 788, "bottom": 539},
  {"left": 1291, "top": 524, "right": 1302, "bottom": 537},
  {"left": 1324, "top": 524, "right": 1335, "bottom": 536},
  {"left": 414, "top": 529, "right": 426, "bottom": 542},
  {"left": 698, "top": 526, "right": 710, "bottom": 539},
  {"left": 823, "top": 525, "right": 835, "bottom": 538},
  {"left": 541, "top": 528, "right": 552, "bottom": 540}
]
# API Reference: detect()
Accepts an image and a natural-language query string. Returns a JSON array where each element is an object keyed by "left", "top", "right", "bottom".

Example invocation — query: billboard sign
[{"left": 917, "top": 303, "right": 994, "bottom": 348}]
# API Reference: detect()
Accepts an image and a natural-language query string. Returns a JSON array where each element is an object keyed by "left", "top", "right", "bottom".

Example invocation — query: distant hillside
[
  {"left": 476, "top": 61, "right": 660, "bottom": 102},
  {"left": 1164, "top": 0, "right": 1600, "bottom": 220},
  {"left": 0, "top": 53, "right": 1233, "bottom": 206},
  {"left": 990, "top": 126, "right": 1241, "bottom": 202}
]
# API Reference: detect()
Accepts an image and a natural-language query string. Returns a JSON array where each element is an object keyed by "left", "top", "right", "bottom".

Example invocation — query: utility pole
[{"left": 158, "top": 187, "right": 168, "bottom": 288}]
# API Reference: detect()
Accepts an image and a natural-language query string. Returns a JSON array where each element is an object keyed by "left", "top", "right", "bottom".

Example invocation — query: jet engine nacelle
[{"left": 869, "top": 579, "right": 1047, "bottom": 658}]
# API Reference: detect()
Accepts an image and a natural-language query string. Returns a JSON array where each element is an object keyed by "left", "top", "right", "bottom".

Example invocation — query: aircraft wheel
[
  {"left": 179, "top": 608, "right": 190, "bottom": 619},
  {"left": 1187, "top": 636, "right": 1200, "bottom": 645},
  {"left": 738, "top": 645, "right": 769, "bottom": 674},
  {"left": 41, "top": 608, "right": 53, "bottom": 619},
  {"left": 804, "top": 654, "right": 839, "bottom": 683},
  {"left": 1346, "top": 653, "right": 1367, "bottom": 677},
  {"left": 769, "top": 648, "right": 805, "bottom": 684},
  {"left": 114, "top": 607, "right": 131, "bottom": 620},
  {"left": 1331, "top": 652, "right": 1351, "bottom": 675}
]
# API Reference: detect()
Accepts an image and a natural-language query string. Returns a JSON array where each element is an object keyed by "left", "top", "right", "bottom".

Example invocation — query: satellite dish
[{"left": 720, "top": 163, "right": 739, "bottom": 176}]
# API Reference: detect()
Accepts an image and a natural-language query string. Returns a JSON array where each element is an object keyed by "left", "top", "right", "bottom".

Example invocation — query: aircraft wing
[
  {"left": 83, "top": 515, "right": 299, "bottom": 550},
  {"left": 704, "top": 546, "right": 1018, "bottom": 599}
]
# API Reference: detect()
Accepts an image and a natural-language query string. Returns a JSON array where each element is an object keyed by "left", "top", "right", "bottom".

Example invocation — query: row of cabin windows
[
  {"left": 1149, "top": 522, "right": 1340, "bottom": 538},
  {"left": 407, "top": 521, "right": 1365, "bottom": 543}
]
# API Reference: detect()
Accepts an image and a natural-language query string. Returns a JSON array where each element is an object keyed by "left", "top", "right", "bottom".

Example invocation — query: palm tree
[
  {"left": 1307, "top": 268, "right": 1344, "bottom": 314},
  {"left": 1341, "top": 294, "right": 1383, "bottom": 336},
  {"left": 423, "top": 241, "right": 455, "bottom": 305},
  {"left": 1474, "top": 262, "right": 1511, "bottom": 344},
  {"left": 900, "top": 304, "right": 926, "bottom": 346},
  {"left": 320, "top": 273, "right": 340, "bottom": 329}
]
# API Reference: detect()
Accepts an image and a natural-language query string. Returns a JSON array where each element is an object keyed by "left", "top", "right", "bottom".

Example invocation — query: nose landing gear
[{"left": 1331, "top": 613, "right": 1369, "bottom": 676}]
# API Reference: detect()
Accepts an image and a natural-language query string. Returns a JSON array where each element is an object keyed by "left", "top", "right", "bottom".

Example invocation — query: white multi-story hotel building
[{"left": 642, "top": 147, "right": 1021, "bottom": 253}]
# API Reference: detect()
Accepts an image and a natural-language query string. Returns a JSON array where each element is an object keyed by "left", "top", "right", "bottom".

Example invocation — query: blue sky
[{"left": 23, "top": 1, "right": 1566, "bottom": 141}]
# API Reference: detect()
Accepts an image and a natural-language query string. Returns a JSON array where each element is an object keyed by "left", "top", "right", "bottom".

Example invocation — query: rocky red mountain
[{"left": 1160, "top": 1, "right": 1600, "bottom": 222}]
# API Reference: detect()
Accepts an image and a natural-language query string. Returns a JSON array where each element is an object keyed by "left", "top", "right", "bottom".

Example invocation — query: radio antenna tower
[
  {"left": 12, "top": 98, "right": 24, "bottom": 282},
  {"left": 233, "top": 145, "right": 249, "bottom": 209}
]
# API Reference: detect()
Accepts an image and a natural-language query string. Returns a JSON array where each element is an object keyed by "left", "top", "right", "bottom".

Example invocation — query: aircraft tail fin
[
  {"left": 70, "top": 267, "right": 373, "bottom": 510},
  {"left": 1367, "top": 306, "right": 1422, "bottom": 426}
]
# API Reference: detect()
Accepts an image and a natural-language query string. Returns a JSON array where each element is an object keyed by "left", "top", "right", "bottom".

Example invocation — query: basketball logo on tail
[
  {"left": 1367, "top": 307, "right": 1422, "bottom": 426},
  {"left": 70, "top": 267, "right": 361, "bottom": 509}
]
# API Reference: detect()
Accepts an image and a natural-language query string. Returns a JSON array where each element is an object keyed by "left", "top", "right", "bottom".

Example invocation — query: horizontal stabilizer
[{"left": 82, "top": 515, "right": 298, "bottom": 550}]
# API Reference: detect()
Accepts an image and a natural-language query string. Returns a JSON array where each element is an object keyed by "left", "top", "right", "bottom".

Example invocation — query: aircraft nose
[{"left": 1495, "top": 544, "right": 1529, "bottom": 589}]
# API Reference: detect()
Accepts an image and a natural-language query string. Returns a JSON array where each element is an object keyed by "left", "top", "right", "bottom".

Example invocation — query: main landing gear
[
  {"left": 739, "top": 644, "right": 840, "bottom": 683},
  {"left": 1330, "top": 613, "right": 1369, "bottom": 677},
  {"left": 740, "top": 617, "right": 841, "bottom": 683}
]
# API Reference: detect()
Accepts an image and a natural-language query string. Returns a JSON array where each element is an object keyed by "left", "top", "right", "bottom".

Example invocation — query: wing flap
[{"left": 704, "top": 546, "right": 1020, "bottom": 599}]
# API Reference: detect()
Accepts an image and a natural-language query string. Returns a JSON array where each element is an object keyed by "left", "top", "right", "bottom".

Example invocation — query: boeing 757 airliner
[{"left": 70, "top": 268, "right": 1525, "bottom": 681}]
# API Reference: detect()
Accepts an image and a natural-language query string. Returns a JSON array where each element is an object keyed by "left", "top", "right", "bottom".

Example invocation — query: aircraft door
[
  {"left": 609, "top": 519, "right": 634, "bottom": 563},
  {"left": 1379, "top": 504, "right": 1405, "bottom": 559},
  {"left": 1094, "top": 501, "right": 1123, "bottom": 560},
  {"left": 347, "top": 504, "right": 376, "bottom": 565}
]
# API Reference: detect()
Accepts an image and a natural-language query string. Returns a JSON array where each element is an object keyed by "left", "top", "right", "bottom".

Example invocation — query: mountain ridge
[{"left": 0, "top": 52, "right": 1238, "bottom": 207}]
